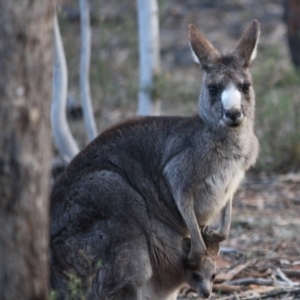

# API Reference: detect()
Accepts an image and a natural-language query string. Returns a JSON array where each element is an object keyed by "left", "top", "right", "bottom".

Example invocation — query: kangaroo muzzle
[
  {"left": 197, "top": 281, "right": 212, "bottom": 299},
  {"left": 222, "top": 108, "right": 244, "bottom": 127}
]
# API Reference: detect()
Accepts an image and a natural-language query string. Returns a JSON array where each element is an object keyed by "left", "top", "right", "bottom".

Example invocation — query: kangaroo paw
[{"left": 202, "top": 227, "right": 227, "bottom": 243}]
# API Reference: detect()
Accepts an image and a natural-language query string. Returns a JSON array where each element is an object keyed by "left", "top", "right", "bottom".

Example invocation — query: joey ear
[
  {"left": 234, "top": 20, "right": 260, "bottom": 68},
  {"left": 188, "top": 24, "right": 220, "bottom": 71},
  {"left": 207, "top": 242, "right": 220, "bottom": 258}
]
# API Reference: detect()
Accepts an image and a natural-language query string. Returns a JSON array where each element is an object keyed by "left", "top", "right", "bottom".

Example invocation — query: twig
[
  {"left": 213, "top": 283, "right": 245, "bottom": 293},
  {"left": 216, "top": 261, "right": 252, "bottom": 283},
  {"left": 276, "top": 268, "right": 299, "bottom": 286},
  {"left": 226, "top": 277, "right": 275, "bottom": 286},
  {"left": 220, "top": 247, "right": 241, "bottom": 254}
]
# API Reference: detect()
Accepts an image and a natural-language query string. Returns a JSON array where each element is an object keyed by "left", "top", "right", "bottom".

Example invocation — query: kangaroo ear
[
  {"left": 234, "top": 20, "right": 260, "bottom": 68},
  {"left": 188, "top": 24, "right": 220, "bottom": 71}
]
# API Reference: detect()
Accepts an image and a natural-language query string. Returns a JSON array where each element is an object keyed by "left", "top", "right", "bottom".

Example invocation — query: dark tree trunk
[
  {"left": 0, "top": 1, "right": 54, "bottom": 299},
  {"left": 284, "top": 0, "right": 300, "bottom": 67}
]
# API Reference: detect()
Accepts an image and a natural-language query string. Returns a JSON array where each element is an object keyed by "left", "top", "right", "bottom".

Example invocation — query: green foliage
[
  {"left": 50, "top": 290, "right": 58, "bottom": 300},
  {"left": 50, "top": 253, "right": 102, "bottom": 299},
  {"left": 49, "top": 273, "right": 88, "bottom": 300},
  {"left": 253, "top": 46, "right": 300, "bottom": 172},
  {"left": 66, "top": 273, "right": 85, "bottom": 299}
]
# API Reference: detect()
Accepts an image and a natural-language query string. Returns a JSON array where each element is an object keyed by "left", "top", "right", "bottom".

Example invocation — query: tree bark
[
  {"left": 284, "top": 0, "right": 300, "bottom": 68},
  {"left": 0, "top": 1, "right": 54, "bottom": 299}
]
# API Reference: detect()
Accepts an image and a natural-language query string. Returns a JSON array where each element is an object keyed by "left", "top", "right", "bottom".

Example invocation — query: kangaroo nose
[
  {"left": 224, "top": 109, "right": 242, "bottom": 121},
  {"left": 201, "top": 289, "right": 211, "bottom": 299},
  {"left": 223, "top": 109, "right": 244, "bottom": 127}
]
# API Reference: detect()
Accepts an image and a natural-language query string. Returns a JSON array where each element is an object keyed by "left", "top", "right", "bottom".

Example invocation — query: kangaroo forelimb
[
  {"left": 177, "top": 197, "right": 206, "bottom": 269},
  {"left": 202, "top": 197, "right": 232, "bottom": 243}
]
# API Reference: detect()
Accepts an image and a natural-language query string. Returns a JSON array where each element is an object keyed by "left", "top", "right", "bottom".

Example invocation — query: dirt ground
[{"left": 221, "top": 174, "right": 300, "bottom": 300}]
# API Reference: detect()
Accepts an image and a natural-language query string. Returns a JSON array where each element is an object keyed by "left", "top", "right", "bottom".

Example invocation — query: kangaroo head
[
  {"left": 188, "top": 20, "right": 260, "bottom": 129},
  {"left": 183, "top": 238, "right": 219, "bottom": 299}
]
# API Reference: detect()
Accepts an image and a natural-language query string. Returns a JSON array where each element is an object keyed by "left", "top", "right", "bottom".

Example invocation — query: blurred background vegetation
[{"left": 57, "top": 0, "right": 300, "bottom": 174}]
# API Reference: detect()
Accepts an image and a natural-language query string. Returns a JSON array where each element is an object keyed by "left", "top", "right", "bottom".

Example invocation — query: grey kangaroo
[{"left": 50, "top": 20, "right": 260, "bottom": 299}]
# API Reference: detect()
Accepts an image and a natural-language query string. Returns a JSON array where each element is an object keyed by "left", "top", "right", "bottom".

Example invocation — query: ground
[{"left": 56, "top": 0, "right": 300, "bottom": 298}]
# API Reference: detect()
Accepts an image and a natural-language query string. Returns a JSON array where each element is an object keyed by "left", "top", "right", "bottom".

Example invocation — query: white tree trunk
[
  {"left": 79, "top": 0, "right": 98, "bottom": 140},
  {"left": 137, "top": 0, "right": 161, "bottom": 115},
  {"left": 51, "top": 13, "right": 79, "bottom": 161}
]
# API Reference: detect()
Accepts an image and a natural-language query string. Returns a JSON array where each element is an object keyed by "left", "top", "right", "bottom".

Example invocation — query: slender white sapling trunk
[
  {"left": 52, "top": 13, "right": 79, "bottom": 161},
  {"left": 136, "top": 0, "right": 161, "bottom": 115},
  {"left": 79, "top": 0, "right": 98, "bottom": 140}
]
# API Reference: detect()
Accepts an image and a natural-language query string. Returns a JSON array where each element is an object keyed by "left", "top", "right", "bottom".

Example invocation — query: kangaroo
[
  {"left": 50, "top": 20, "right": 260, "bottom": 299},
  {"left": 51, "top": 225, "right": 219, "bottom": 300}
]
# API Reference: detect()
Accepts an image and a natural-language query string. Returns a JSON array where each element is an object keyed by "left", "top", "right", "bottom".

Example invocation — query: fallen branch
[
  {"left": 217, "top": 286, "right": 300, "bottom": 300},
  {"left": 220, "top": 247, "right": 241, "bottom": 254},
  {"left": 213, "top": 283, "right": 245, "bottom": 293},
  {"left": 276, "top": 267, "right": 299, "bottom": 286},
  {"left": 216, "top": 262, "right": 252, "bottom": 283},
  {"left": 226, "top": 277, "right": 275, "bottom": 286}
]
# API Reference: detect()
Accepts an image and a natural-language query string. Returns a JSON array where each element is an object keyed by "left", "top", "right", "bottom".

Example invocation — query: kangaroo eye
[
  {"left": 242, "top": 84, "right": 250, "bottom": 94},
  {"left": 208, "top": 85, "right": 218, "bottom": 96},
  {"left": 192, "top": 272, "right": 202, "bottom": 281},
  {"left": 211, "top": 274, "right": 216, "bottom": 281}
]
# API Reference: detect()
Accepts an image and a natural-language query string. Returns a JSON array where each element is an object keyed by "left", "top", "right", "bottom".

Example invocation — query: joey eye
[
  {"left": 242, "top": 84, "right": 250, "bottom": 94},
  {"left": 208, "top": 85, "right": 218, "bottom": 96},
  {"left": 211, "top": 274, "right": 216, "bottom": 281},
  {"left": 192, "top": 272, "right": 202, "bottom": 281}
]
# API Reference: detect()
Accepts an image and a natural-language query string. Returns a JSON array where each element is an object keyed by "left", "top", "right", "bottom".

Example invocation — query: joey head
[
  {"left": 139, "top": 234, "right": 220, "bottom": 300},
  {"left": 183, "top": 235, "right": 219, "bottom": 299}
]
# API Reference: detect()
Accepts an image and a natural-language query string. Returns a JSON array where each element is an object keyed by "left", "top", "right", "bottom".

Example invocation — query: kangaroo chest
[{"left": 195, "top": 161, "right": 245, "bottom": 225}]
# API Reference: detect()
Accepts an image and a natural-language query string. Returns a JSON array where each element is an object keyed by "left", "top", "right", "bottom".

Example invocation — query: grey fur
[{"left": 50, "top": 20, "right": 260, "bottom": 299}]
